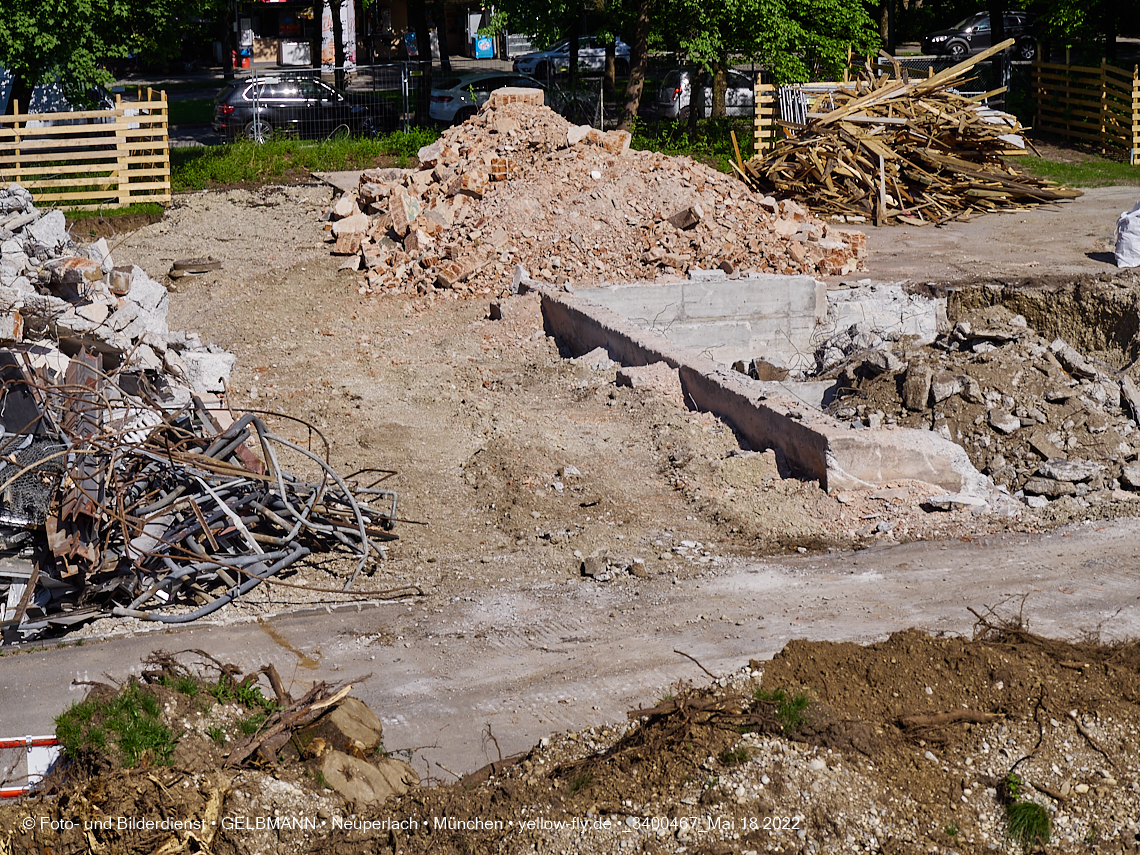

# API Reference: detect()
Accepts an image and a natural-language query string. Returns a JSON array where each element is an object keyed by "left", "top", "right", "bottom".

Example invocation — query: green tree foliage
[
  {"left": 660, "top": 0, "right": 879, "bottom": 85},
  {"left": 0, "top": 0, "right": 219, "bottom": 113}
]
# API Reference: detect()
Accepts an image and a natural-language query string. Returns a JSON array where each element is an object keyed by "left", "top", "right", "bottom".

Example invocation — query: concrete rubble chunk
[
  {"left": 902, "top": 363, "right": 933, "bottom": 411},
  {"left": 1120, "top": 375, "right": 1140, "bottom": 423},
  {"left": 331, "top": 211, "right": 370, "bottom": 237},
  {"left": 930, "top": 371, "right": 961, "bottom": 403},
  {"left": 615, "top": 362, "right": 683, "bottom": 402},
  {"left": 988, "top": 409, "right": 1021, "bottom": 435},
  {"left": 1036, "top": 457, "right": 1101, "bottom": 483},
  {"left": 1049, "top": 337, "right": 1100, "bottom": 379},
  {"left": 26, "top": 209, "right": 68, "bottom": 249},
  {"left": 567, "top": 124, "right": 592, "bottom": 146},
  {"left": 182, "top": 350, "right": 237, "bottom": 394},
  {"left": 925, "top": 492, "right": 988, "bottom": 511},
  {"left": 862, "top": 348, "right": 904, "bottom": 376},
  {"left": 1023, "top": 476, "right": 1077, "bottom": 498},
  {"left": 573, "top": 346, "right": 615, "bottom": 371},
  {"left": 332, "top": 194, "right": 359, "bottom": 219},
  {"left": 1121, "top": 465, "right": 1140, "bottom": 490},
  {"left": 416, "top": 139, "right": 443, "bottom": 167}
]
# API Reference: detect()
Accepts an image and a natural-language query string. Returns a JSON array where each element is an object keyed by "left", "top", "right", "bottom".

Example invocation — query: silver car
[
  {"left": 655, "top": 68, "right": 755, "bottom": 119},
  {"left": 513, "top": 36, "right": 631, "bottom": 78}
]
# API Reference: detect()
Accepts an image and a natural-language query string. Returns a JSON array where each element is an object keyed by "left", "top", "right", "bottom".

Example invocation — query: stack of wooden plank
[{"left": 738, "top": 40, "right": 1082, "bottom": 226}]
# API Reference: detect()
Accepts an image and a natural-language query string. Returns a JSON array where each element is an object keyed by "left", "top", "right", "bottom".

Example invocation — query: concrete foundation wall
[
  {"left": 575, "top": 274, "right": 826, "bottom": 367},
  {"left": 539, "top": 285, "right": 992, "bottom": 496}
]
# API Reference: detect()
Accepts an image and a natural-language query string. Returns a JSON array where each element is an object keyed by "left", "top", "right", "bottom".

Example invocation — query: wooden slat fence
[
  {"left": 1033, "top": 60, "right": 1139, "bottom": 164},
  {"left": 0, "top": 88, "right": 170, "bottom": 209}
]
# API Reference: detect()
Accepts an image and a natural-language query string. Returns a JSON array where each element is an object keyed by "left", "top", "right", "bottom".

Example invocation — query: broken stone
[
  {"left": 862, "top": 348, "right": 904, "bottom": 376},
  {"left": 416, "top": 139, "right": 442, "bottom": 168},
  {"left": 182, "top": 350, "right": 237, "bottom": 394},
  {"left": 925, "top": 492, "right": 988, "bottom": 511},
  {"left": 930, "top": 371, "right": 961, "bottom": 404},
  {"left": 615, "top": 362, "right": 682, "bottom": 402},
  {"left": 389, "top": 190, "right": 422, "bottom": 237},
  {"left": 567, "top": 124, "right": 592, "bottom": 146},
  {"left": 902, "top": 363, "right": 933, "bottom": 411},
  {"left": 1037, "top": 458, "right": 1101, "bottom": 483},
  {"left": 573, "top": 346, "right": 614, "bottom": 371},
  {"left": 332, "top": 233, "right": 362, "bottom": 255},
  {"left": 331, "top": 211, "right": 369, "bottom": 237},
  {"left": 1121, "top": 376, "right": 1140, "bottom": 423},
  {"left": 988, "top": 410, "right": 1021, "bottom": 435},
  {"left": 332, "top": 194, "right": 359, "bottom": 219},
  {"left": 403, "top": 229, "right": 434, "bottom": 254},
  {"left": 1027, "top": 430, "right": 1065, "bottom": 460},
  {"left": 1049, "top": 337, "right": 1099, "bottom": 379},
  {"left": 667, "top": 205, "right": 703, "bottom": 231},
  {"left": 1023, "top": 477, "right": 1077, "bottom": 498},
  {"left": 1121, "top": 465, "right": 1140, "bottom": 490}
]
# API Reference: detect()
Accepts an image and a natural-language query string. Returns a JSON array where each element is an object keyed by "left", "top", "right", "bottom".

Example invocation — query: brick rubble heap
[{"left": 326, "top": 89, "right": 866, "bottom": 297}]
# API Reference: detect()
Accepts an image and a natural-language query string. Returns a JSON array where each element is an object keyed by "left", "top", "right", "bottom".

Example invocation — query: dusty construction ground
[{"left": 5, "top": 182, "right": 1140, "bottom": 854}]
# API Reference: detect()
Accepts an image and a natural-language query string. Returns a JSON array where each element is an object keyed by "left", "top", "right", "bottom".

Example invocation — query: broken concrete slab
[
  {"left": 182, "top": 349, "right": 237, "bottom": 394},
  {"left": 539, "top": 286, "right": 994, "bottom": 496},
  {"left": 575, "top": 273, "right": 826, "bottom": 369}
]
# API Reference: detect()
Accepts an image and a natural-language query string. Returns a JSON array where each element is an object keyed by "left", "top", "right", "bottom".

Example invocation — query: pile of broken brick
[{"left": 323, "top": 88, "right": 867, "bottom": 297}]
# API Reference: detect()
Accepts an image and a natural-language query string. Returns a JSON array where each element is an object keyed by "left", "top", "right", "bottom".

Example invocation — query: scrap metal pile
[
  {"left": 0, "top": 183, "right": 397, "bottom": 642},
  {"left": 739, "top": 41, "right": 1081, "bottom": 226}
]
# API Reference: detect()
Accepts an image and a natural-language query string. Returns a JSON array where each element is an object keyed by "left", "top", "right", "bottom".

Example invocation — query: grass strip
[{"left": 171, "top": 128, "right": 440, "bottom": 191}]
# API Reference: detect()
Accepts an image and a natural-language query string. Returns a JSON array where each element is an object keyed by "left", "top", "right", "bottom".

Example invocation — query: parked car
[
  {"left": 922, "top": 12, "right": 1037, "bottom": 61},
  {"left": 513, "top": 36, "right": 631, "bottom": 78},
  {"left": 655, "top": 68, "right": 755, "bottom": 119},
  {"left": 429, "top": 71, "right": 544, "bottom": 124},
  {"left": 211, "top": 75, "right": 392, "bottom": 142}
]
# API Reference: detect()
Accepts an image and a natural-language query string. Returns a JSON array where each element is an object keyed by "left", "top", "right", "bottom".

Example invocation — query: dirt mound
[{"left": 325, "top": 88, "right": 866, "bottom": 299}]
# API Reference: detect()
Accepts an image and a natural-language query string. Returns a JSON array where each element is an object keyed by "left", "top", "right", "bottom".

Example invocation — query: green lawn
[
  {"left": 170, "top": 128, "right": 440, "bottom": 191},
  {"left": 1013, "top": 153, "right": 1140, "bottom": 187}
]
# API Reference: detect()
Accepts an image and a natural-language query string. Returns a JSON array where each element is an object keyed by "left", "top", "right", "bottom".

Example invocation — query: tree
[{"left": 0, "top": 0, "right": 218, "bottom": 115}]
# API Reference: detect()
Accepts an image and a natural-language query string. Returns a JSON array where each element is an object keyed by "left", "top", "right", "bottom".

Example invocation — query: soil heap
[{"left": 325, "top": 88, "right": 866, "bottom": 297}]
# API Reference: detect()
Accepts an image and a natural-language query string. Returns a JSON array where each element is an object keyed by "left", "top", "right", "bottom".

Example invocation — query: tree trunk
[
  {"left": 711, "top": 55, "right": 727, "bottom": 119},
  {"left": 875, "top": 0, "right": 893, "bottom": 55},
  {"left": 6, "top": 74, "right": 34, "bottom": 118},
  {"left": 987, "top": 0, "right": 1005, "bottom": 51},
  {"left": 568, "top": 13, "right": 582, "bottom": 91},
  {"left": 1104, "top": 3, "right": 1117, "bottom": 62},
  {"left": 434, "top": 1, "right": 452, "bottom": 72},
  {"left": 221, "top": 0, "right": 235, "bottom": 81},
  {"left": 604, "top": 40, "right": 616, "bottom": 94},
  {"left": 618, "top": 0, "right": 651, "bottom": 131},
  {"left": 410, "top": 1, "right": 432, "bottom": 124},
  {"left": 686, "top": 66, "right": 701, "bottom": 136}
]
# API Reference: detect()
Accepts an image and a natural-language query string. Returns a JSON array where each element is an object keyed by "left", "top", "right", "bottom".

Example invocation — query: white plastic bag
[{"left": 1117, "top": 199, "right": 1140, "bottom": 268}]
